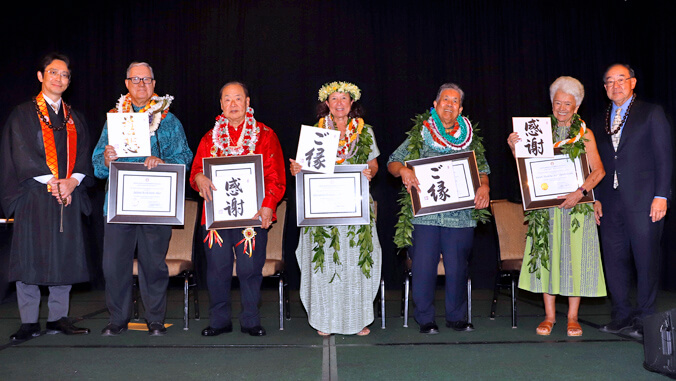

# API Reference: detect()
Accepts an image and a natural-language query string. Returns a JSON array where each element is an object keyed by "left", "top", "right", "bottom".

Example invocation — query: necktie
[{"left": 611, "top": 108, "right": 622, "bottom": 189}]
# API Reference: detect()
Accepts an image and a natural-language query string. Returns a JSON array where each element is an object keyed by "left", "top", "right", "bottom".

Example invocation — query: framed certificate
[
  {"left": 107, "top": 162, "right": 185, "bottom": 225},
  {"left": 203, "top": 155, "right": 264, "bottom": 229},
  {"left": 406, "top": 151, "right": 481, "bottom": 216},
  {"left": 517, "top": 148, "right": 595, "bottom": 210},
  {"left": 296, "top": 164, "right": 370, "bottom": 226}
]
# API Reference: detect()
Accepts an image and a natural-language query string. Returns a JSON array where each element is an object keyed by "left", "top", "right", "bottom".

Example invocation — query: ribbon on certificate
[
  {"left": 204, "top": 230, "right": 223, "bottom": 249},
  {"left": 235, "top": 227, "right": 256, "bottom": 257}
]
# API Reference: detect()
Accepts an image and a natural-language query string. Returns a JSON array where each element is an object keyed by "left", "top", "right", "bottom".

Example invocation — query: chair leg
[
  {"left": 133, "top": 276, "right": 140, "bottom": 321},
  {"left": 380, "top": 279, "right": 386, "bottom": 329},
  {"left": 403, "top": 272, "right": 410, "bottom": 328},
  {"left": 284, "top": 274, "right": 290, "bottom": 320},
  {"left": 183, "top": 274, "right": 189, "bottom": 330},
  {"left": 511, "top": 277, "right": 517, "bottom": 328},
  {"left": 278, "top": 277, "right": 284, "bottom": 331},
  {"left": 467, "top": 278, "right": 472, "bottom": 325}
]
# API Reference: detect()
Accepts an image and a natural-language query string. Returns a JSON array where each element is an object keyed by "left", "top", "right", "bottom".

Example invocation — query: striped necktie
[{"left": 611, "top": 108, "right": 622, "bottom": 189}]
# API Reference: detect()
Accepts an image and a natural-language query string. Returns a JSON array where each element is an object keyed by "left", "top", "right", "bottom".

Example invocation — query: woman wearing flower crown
[
  {"left": 508, "top": 76, "right": 606, "bottom": 337},
  {"left": 290, "top": 81, "right": 382, "bottom": 336},
  {"left": 388, "top": 83, "right": 491, "bottom": 335}
]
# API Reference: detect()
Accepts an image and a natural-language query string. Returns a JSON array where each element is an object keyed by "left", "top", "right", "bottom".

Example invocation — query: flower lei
[
  {"left": 394, "top": 110, "right": 490, "bottom": 249},
  {"left": 318, "top": 115, "right": 365, "bottom": 163},
  {"left": 204, "top": 107, "right": 260, "bottom": 251},
  {"left": 318, "top": 81, "right": 361, "bottom": 102},
  {"left": 210, "top": 107, "right": 259, "bottom": 157},
  {"left": 306, "top": 118, "right": 375, "bottom": 281},
  {"left": 112, "top": 93, "right": 173, "bottom": 136},
  {"left": 423, "top": 108, "right": 473, "bottom": 152},
  {"left": 524, "top": 114, "right": 593, "bottom": 279}
]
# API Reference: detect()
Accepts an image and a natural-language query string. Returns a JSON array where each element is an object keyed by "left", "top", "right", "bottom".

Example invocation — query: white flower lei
[
  {"left": 114, "top": 93, "right": 174, "bottom": 136},
  {"left": 211, "top": 107, "right": 260, "bottom": 156},
  {"left": 318, "top": 81, "right": 361, "bottom": 102}
]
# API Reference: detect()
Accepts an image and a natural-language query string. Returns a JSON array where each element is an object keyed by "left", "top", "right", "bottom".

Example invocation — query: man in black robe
[{"left": 0, "top": 53, "right": 92, "bottom": 342}]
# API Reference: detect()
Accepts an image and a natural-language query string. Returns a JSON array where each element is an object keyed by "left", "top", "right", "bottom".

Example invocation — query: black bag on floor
[{"left": 643, "top": 308, "right": 676, "bottom": 378}]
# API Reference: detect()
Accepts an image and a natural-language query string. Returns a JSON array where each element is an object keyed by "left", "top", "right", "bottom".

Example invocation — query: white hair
[
  {"left": 549, "top": 76, "right": 584, "bottom": 106},
  {"left": 126, "top": 62, "right": 154, "bottom": 79}
]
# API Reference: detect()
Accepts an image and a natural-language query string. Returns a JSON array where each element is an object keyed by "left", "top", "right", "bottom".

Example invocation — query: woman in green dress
[{"left": 508, "top": 76, "right": 606, "bottom": 337}]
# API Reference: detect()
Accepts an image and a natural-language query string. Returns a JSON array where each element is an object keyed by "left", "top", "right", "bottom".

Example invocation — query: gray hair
[
  {"left": 126, "top": 62, "right": 154, "bottom": 79},
  {"left": 549, "top": 76, "right": 584, "bottom": 106},
  {"left": 435, "top": 83, "right": 464, "bottom": 105}
]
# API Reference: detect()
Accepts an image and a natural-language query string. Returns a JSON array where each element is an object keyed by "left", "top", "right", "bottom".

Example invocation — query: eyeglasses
[
  {"left": 126, "top": 77, "right": 154, "bottom": 84},
  {"left": 46, "top": 69, "right": 71, "bottom": 80},
  {"left": 604, "top": 77, "right": 632, "bottom": 87}
]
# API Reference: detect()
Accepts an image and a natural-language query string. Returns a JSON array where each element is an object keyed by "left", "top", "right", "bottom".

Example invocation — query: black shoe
[
  {"left": 101, "top": 323, "right": 128, "bottom": 336},
  {"left": 240, "top": 325, "right": 266, "bottom": 336},
  {"left": 147, "top": 321, "right": 167, "bottom": 336},
  {"left": 46, "top": 317, "right": 90, "bottom": 335},
  {"left": 419, "top": 322, "right": 439, "bottom": 335},
  {"left": 201, "top": 325, "right": 233, "bottom": 337},
  {"left": 446, "top": 320, "right": 475, "bottom": 332},
  {"left": 599, "top": 318, "right": 633, "bottom": 334},
  {"left": 10, "top": 323, "right": 41, "bottom": 342}
]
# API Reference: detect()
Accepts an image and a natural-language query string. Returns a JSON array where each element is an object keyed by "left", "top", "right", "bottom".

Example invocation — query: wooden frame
[
  {"left": 516, "top": 148, "right": 595, "bottom": 210},
  {"left": 203, "top": 155, "right": 264, "bottom": 229},
  {"left": 405, "top": 151, "right": 481, "bottom": 216}
]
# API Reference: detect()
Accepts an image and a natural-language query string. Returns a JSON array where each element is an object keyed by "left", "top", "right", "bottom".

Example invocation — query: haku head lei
[{"left": 318, "top": 81, "right": 361, "bottom": 102}]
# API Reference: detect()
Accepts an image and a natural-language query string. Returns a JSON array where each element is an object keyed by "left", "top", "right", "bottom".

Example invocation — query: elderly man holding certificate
[
  {"left": 508, "top": 76, "right": 606, "bottom": 337},
  {"left": 388, "top": 83, "right": 490, "bottom": 334},
  {"left": 92, "top": 62, "right": 193, "bottom": 336},
  {"left": 190, "top": 82, "right": 286, "bottom": 337}
]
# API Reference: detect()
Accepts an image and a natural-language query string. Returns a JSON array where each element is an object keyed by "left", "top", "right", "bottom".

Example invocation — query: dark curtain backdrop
[{"left": 1, "top": 0, "right": 674, "bottom": 296}]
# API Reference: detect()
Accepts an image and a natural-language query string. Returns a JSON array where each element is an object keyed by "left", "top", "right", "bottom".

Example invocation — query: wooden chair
[
  {"left": 133, "top": 199, "right": 200, "bottom": 330},
  {"left": 233, "top": 199, "right": 289, "bottom": 330},
  {"left": 489, "top": 199, "right": 527, "bottom": 328},
  {"left": 401, "top": 251, "right": 472, "bottom": 328}
]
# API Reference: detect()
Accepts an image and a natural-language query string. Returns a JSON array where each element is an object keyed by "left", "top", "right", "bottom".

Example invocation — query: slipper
[
  {"left": 317, "top": 330, "right": 331, "bottom": 336},
  {"left": 356, "top": 327, "right": 370, "bottom": 336},
  {"left": 536, "top": 320, "right": 555, "bottom": 336},
  {"left": 567, "top": 321, "right": 583, "bottom": 337}
]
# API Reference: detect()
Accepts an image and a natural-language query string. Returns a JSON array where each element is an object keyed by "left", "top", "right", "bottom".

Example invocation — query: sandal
[
  {"left": 317, "top": 330, "right": 331, "bottom": 336},
  {"left": 536, "top": 320, "right": 555, "bottom": 336},
  {"left": 356, "top": 327, "right": 370, "bottom": 336},
  {"left": 567, "top": 321, "right": 583, "bottom": 337}
]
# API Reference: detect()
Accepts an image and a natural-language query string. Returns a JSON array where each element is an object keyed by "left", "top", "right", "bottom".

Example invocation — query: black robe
[{"left": 0, "top": 100, "right": 93, "bottom": 285}]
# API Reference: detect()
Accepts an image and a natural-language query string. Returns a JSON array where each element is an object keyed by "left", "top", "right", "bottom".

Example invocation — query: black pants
[
  {"left": 102, "top": 223, "right": 171, "bottom": 325},
  {"left": 203, "top": 227, "right": 267, "bottom": 329}
]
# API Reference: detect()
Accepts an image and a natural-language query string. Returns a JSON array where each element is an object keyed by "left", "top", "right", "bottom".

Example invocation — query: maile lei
[
  {"left": 204, "top": 107, "right": 260, "bottom": 255},
  {"left": 112, "top": 93, "right": 173, "bottom": 136},
  {"left": 525, "top": 114, "right": 593, "bottom": 279},
  {"left": 306, "top": 116, "right": 375, "bottom": 282},
  {"left": 394, "top": 109, "right": 490, "bottom": 249}
]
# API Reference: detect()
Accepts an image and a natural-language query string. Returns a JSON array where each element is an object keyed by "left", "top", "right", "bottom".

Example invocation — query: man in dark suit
[{"left": 593, "top": 63, "right": 673, "bottom": 340}]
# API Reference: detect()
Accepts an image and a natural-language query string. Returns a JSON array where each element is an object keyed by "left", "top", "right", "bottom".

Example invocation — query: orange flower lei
[
  {"left": 318, "top": 116, "right": 365, "bottom": 164},
  {"left": 111, "top": 93, "right": 173, "bottom": 136}
]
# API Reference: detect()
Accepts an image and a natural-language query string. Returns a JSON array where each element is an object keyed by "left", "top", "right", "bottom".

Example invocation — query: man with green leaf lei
[
  {"left": 508, "top": 76, "right": 606, "bottom": 337},
  {"left": 388, "top": 83, "right": 491, "bottom": 334},
  {"left": 290, "top": 81, "right": 381, "bottom": 336}
]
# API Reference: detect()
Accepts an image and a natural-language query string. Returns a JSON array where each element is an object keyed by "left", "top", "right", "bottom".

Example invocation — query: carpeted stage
[{"left": 0, "top": 283, "right": 669, "bottom": 380}]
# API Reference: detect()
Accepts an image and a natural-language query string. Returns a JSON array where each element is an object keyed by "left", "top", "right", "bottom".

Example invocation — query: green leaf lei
[
  {"left": 525, "top": 114, "right": 594, "bottom": 279},
  {"left": 306, "top": 122, "right": 375, "bottom": 281},
  {"left": 394, "top": 111, "right": 491, "bottom": 249}
]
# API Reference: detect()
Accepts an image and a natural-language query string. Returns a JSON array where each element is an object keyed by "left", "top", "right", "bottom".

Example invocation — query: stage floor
[{"left": 0, "top": 284, "right": 670, "bottom": 380}]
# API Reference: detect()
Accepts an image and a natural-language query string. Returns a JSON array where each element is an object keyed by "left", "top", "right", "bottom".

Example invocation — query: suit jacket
[{"left": 592, "top": 99, "right": 673, "bottom": 212}]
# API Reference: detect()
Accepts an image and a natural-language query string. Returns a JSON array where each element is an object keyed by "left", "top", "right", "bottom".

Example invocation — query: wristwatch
[{"left": 578, "top": 186, "right": 588, "bottom": 196}]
